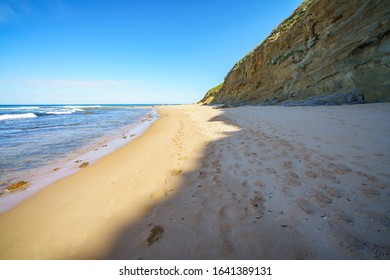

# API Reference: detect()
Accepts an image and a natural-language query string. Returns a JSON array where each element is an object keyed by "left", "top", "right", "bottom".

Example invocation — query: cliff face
[
  {"left": 203, "top": 0, "right": 390, "bottom": 105},
  {"left": 199, "top": 83, "right": 223, "bottom": 104}
]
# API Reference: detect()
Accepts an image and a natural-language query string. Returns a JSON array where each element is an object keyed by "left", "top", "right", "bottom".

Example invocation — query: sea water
[{"left": 0, "top": 104, "right": 158, "bottom": 194}]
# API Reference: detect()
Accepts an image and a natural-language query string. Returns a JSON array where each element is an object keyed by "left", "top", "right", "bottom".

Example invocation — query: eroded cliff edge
[{"left": 201, "top": 0, "right": 390, "bottom": 106}]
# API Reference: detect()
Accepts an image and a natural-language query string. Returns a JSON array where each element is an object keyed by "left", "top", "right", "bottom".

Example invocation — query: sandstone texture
[
  {"left": 202, "top": 0, "right": 390, "bottom": 105},
  {"left": 199, "top": 83, "right": 223, "bottom": 104}
]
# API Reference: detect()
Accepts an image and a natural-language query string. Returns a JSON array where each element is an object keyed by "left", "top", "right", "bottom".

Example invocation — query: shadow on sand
[{"left": 102, "top": 109, "right": 390, "bottom": 260}]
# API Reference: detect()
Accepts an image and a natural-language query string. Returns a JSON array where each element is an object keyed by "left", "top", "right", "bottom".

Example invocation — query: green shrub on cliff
[{"left": 199, "top": 83, "right": 223, "bottom": 104}]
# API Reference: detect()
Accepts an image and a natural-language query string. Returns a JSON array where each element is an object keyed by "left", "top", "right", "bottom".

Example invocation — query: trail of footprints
[
  {"left": 186, "top": 111, "right": 390, "bottom": 259},
  {"left": 155, "top": 110, "right": 389, "bottom": 258}
]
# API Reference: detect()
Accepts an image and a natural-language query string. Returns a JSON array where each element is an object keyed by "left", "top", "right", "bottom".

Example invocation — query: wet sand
[{"left": 0, "top": 103, "right": 389, "bottom": 259}]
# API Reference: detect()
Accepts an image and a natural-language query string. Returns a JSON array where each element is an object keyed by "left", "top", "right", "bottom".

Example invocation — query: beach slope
[{"left": 0, "top": 104, "right": 389, "bottom": 259}]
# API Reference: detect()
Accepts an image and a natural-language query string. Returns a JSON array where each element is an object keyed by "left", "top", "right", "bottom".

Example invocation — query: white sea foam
[
  {"left": 46, "top": 111, "right": 75, "bottom": 115},
  {"left": 46, "top": 108, "right": 84, "bottom": 115},
  {"left": 0, "top": 113, "right": 38, "bottom": 120},
  {"left": 1, "top": 106, "right": 40, "bottom": 110},
  {"left": 63, "top": 105, "right": 101, "bottom": 109},
  {"left": 0, "top": 108, "right": 159, "bottom": 213}
]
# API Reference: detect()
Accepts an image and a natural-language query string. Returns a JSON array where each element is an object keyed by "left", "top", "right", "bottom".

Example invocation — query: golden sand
[{"left": 0, "top": 104, "right": 389, "bottom": 259}]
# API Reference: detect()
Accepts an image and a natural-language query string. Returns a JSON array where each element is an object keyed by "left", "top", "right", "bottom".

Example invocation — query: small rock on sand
[
  {"left": 6, "top": 181, "right": 29, "bottom": 192},
  {"left": 79, "top": 162, "right": 89, "bottom": 168},
  {"left": 146, "top": 225, "right": 164, "bottom": 246}
]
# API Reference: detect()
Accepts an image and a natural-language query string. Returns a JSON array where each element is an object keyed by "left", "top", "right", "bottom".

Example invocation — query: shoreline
[
  {"left": 0, "top": 109, "right": 159, "bottom": 214},
  {"left": 0, "top": 103, "right": 389, "bottom": 259}
]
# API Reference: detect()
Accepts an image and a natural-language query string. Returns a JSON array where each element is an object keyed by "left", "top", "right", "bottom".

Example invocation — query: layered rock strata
[{"left": 202, "top": 0, "right": 390, "bottom": 105}]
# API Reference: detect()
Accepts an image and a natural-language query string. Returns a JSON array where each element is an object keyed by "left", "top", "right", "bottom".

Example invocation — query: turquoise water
[{"left": 0, "top": 104, "right": 155, "bottom": 189}]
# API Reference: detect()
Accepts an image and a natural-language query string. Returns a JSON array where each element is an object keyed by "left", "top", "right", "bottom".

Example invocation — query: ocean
[{"left": 0, "top": 104, "right": 158, "bottom": 194}]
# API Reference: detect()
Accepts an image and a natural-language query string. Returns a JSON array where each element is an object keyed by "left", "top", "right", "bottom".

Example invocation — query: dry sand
[{"left": 0, "top": 103, "right": 389, "bottom": 259}]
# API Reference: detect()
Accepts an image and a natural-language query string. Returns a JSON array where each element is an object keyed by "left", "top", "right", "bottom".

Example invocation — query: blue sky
[{"left": 0, "top": 0, "right": 302, "bottom": 104}]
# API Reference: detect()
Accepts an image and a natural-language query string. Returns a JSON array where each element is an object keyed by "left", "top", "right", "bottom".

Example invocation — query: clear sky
[{"left": 0, "top": 0, "right": 302, "bottom": 104}]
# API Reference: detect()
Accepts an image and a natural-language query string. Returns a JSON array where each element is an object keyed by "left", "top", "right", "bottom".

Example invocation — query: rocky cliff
[{"left": 202, "top": 0, "right": 390, "bottom": 105}]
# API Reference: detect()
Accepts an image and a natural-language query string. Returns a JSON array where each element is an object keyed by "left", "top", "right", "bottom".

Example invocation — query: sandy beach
[{"left": 0, "top": 103, "right": 389, "bottom": 259}]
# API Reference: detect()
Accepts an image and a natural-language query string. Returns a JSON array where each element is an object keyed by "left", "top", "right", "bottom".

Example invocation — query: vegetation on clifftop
[{"left": 199, "top": 83, "right": 223, "bottom": 104}]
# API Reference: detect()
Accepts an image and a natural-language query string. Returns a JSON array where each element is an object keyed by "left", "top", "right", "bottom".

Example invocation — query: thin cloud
[
  {"left": 0, "top": 3, "right": 17, "bottom": 23},
  {"left": 0, "top": 0, "right": 71, "bottom": 24}
]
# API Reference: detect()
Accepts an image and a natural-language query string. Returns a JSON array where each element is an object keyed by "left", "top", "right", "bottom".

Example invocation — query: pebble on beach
[
  {"left": 6, "top": 181, "right": 29, "bottom": 192},
  {"left": 79, "top": 162, "right": 89, "bottom": 168}
]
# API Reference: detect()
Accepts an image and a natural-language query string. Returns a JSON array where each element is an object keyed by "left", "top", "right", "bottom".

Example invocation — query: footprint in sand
[
  {"left": 356, "top": 171, "right": 370, "bottom": 178},
  {"left": 255, "top": 180, "right": 266, "bottom": 188},
  {"left": 355, "top": 172, "right": 381, "bottom": 185},
  {"left": 281, "top": 161, "right": 293, "bottom": 169},
  {"left": 360, "top": 211, "right": 390, "bottom": 227},
  {"left": 260, "top": 155, "right": 271, "bottom": 161},
  {"left": 359, "top": 186, "right": 381, "bottom": 197},
  {"left": 373, "top": 153, "right": 385, "bottom": 158},
  {"left": 278, "top": 151, "right": 289, "bottom": 158},
  {"left": 296, "top": 198, "right": 316, "bottom": 214},
  {"left": 282, "top": 186, "right": 293, "bottom": 196},
  {"left": 213, "top": 175, "right": 221, "bottom": 184},
  {"left": 320, "top": 169, "right": 341, "bottom": 184},
  {"left": 198, "top": 171, "right": 207, "bottom": 179},
  {"left": 319, "top": 154, "right": 336, "bottom": 161},
  {"left": 265, "top": 167, "right": 278, "bottom": 178},
  {"left": 327, "top": 220, "right": 365, "bottom": 255},
  {"left": 366, "top": 175, "right": 385, "bottom": 189},
  {"left": 314, "top": 190, "right": 333, "bottom": 204},
  {"left": 170, "top": 169, "right": 183, "bottom": 176},
  {"left": 353, "top": 155, "right": 365, "bottom": 160},
  {"left": 255, "top": 169, "right": 263, "bottom": 176},
  {"left": 219, "top": 204, "right": 248, "bottom": 221},
  {"left": 305, "top": 161, "right": 321, "bottom": 169},
  {"left": 327, "top": 163, "right": 352, "bottom": 174},
  {"left": 256, "top": 142, "right": 266, "bottom": 148},
  {"left": 249, "top": 192, "right": 266, "bottom": 210},
  {"left": 351, "top": 145, "right": 363, "bottom": 150},
  {"left": 304, "top": 170, "right": 317, "bottom": 178},
  {"left": 332, "top": 209, "right": 354, "bottom": 224},
  {"left": 283, "top": 172, "right": 301, "bottom": 186},
  {"left": 320, "top": 185, "right": 342, "bottom": 199},
  {"left": 150, "top": 189, "right": 170, "bottom": 200},
  {"left": 372, "top": 182, "right": 386, "bottom": 190}
]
